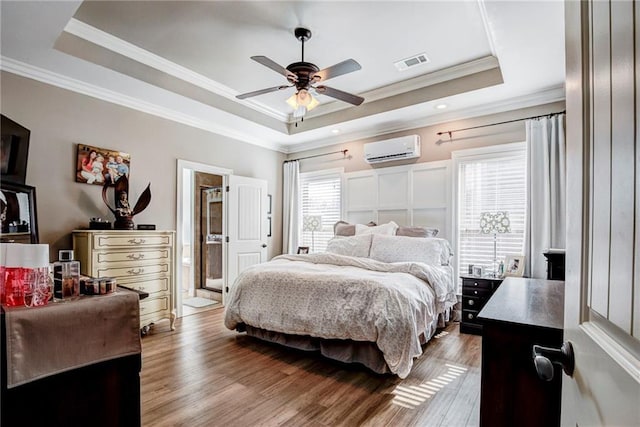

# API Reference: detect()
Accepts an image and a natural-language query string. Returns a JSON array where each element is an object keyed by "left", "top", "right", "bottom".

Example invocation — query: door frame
[{"left": 175, "top": 159, "right": 232, "bottom": 318}]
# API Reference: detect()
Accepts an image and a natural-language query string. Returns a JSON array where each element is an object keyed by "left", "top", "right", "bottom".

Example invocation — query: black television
[{"left": 1, "top": 114, "right": 30, "bottom": 184}]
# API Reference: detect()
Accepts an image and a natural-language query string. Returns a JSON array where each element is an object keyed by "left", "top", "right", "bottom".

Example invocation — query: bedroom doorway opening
[
  {"left": 176, "top": 160, "right": 232, "bottom": 319},
  {"left": 176, "top": 160, "right": 269, "bottom": 319},
  {"left": 190, "top": 172, "right": 224, "bottom": 311}
]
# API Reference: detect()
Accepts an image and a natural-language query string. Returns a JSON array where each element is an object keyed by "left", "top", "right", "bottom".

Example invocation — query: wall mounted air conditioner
[{"left": 364, "top": 135, "right": 421, "bottom": 164}]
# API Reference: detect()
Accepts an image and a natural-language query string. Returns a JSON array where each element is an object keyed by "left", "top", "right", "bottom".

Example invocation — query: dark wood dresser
[
  {"left": 460, "top": 275, "right": 503, "bottom": 335},
  {"left": 1, "top": 291, "right": 142, "bottom": 427},
  {"left": 477, "top": 277, "right": 564, "bottom": 427}
]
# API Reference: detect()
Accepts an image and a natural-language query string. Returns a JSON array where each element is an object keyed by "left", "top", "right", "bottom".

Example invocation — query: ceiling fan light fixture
[
  {"left": 287, "top": 90, "right": 320, "bottom": 113},
  {"left": 237, "top": 27, "right": 364, "bottom": 123}
]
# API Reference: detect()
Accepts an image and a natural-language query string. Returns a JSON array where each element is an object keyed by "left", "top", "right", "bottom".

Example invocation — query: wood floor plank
[{"left": 140, "top": 307, "right": 481, "bottom": 426}]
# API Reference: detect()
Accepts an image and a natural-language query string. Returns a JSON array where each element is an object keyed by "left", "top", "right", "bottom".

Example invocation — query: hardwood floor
[{"left": 141, "top": 308, "right": 482, "bottom": 427}]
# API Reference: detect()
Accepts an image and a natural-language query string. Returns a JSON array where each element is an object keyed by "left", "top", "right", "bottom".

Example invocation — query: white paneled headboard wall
[{"left": 342, "top": 160, "right": 451, "bottom": 239}]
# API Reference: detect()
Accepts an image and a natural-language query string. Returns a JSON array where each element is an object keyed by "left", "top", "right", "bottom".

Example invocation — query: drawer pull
[
  {"left": 473, "top": 290, "right": 478, "bottom": 295},
  {"left": 127, "top": 268, "right": 145, "bottom": 275},
  {"left": 128, "top": 238, "right": 146, "bottom": 245},
  {"left": 127, "top": 253, "right": 145, "bottom": 260},
  {"left": 467, "top": 313, "right": 474, "bottom": 320},
  {"left": 474, "top": 282, "right": 478, "bottom": 286},
  {"left": 468, "top": 299, "right": 475, "bottom": 306}
]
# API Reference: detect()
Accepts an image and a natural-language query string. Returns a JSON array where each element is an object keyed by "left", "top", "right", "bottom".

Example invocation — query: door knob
[
  {"left": 261, "top": 244, "right": 267, "bottom": 248},
  {"left": 532, "top": 341, "right": 575, "bottom": 381}
]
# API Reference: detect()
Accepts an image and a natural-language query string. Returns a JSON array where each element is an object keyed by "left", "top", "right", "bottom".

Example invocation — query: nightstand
[{"left": 460, "top": 275, "right": 503, "bottom": 335}]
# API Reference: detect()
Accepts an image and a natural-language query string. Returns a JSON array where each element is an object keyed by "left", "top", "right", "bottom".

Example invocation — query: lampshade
[
  {"left": 287, "top": 89, "right": 320, "bottom": 117},
  {"left": 303, "top": 215, "right": 322, "bottom": 232},
  {"left": 479, "top": 211, "right": 511, "bottom": 234}
]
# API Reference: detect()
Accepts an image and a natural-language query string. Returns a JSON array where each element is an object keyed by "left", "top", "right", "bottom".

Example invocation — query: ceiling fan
[{"left": 236, "top": 27, "right": 364, "bottom": 118}]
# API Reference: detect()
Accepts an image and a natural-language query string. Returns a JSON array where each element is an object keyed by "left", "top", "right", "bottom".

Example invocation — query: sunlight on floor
[
  {"left": 433, "top": 330, "right": 450, "bottom": 339},
  {"left": 391, "top": 363, "right": 469, "bottom": 410}
]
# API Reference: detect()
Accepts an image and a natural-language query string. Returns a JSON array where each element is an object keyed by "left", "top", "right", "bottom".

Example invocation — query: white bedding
[{"left": 224, "top": 252, "right": 457, "bottom": 378}]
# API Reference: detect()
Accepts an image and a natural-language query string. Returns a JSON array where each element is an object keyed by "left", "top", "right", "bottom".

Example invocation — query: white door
[
  {"left": 225, "top": 175, "right": 268, "bottom": 302},
  {"left": 563, "top": 1, "right": 640, "bottom": 426}
]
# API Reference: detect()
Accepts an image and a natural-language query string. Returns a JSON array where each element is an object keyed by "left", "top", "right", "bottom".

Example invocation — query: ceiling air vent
[{"left": 394, "top": 53, "right": 430, "bottom": 71}]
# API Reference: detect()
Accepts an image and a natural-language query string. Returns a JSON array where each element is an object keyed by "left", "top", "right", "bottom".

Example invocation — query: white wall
[{"left": 0, "top": 72, "right": 285, "bottom": 260}]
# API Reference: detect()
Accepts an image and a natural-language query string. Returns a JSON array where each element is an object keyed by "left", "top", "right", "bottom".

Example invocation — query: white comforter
[{"left": 224, "top": 253, "right": 457, "bottom": 378}]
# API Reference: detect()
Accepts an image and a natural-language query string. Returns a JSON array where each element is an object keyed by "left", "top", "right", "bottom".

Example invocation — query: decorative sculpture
[{"left": 102, "top": 176, "right": 151, "bottom": 230}]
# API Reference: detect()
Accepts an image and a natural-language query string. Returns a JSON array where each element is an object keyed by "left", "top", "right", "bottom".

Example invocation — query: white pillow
[
  {"left": 369, "top": 234, "right": 451, "bottom": 265},
  {"left": 355, "top": 221, "right": 398, "bottom": 236},
  {"left": 325, "top": 234, "right": 372, "bottom": 258}
]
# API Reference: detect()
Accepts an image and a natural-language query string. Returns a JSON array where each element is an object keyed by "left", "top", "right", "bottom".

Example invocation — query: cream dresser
[{"left": 72, "top": 230, "right": 176, "bottom": 331}]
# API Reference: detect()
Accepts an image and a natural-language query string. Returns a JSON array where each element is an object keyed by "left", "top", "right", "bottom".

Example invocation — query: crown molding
[
  {"left": 0, "top": 55, "right": 564, "bottom": 156},
  {"left": 0, "top": 56, "right": 288, "bottom": 153},
  {"left": 477, "top": 0, "right": 498, "bottom": 57},
  {"left": 64, "top": 18, "right": 289, "bottom": 123},
  {"left": 284, "top": 85, "right": 565, "bottom": 153}
]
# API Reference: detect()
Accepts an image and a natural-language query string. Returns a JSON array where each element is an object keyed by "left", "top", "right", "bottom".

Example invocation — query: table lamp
[
  {"left": 302, "top": 215, "right": 322, "bottom": 253},
  {"left": 479, "top": 211, "right": 511, "bottom": 277}
]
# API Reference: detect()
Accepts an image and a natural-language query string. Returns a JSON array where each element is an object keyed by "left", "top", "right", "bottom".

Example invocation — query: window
[
  {"left": 454, "top": 144, "right": 527, "bottom": 282},
  {"left": 300, "top": 169, "right": 342, "bottom": 253}
]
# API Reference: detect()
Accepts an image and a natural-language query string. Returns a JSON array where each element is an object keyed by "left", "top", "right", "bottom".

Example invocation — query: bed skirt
[{"left": 240, "top": 308, "right": 452, "bottom": 375}]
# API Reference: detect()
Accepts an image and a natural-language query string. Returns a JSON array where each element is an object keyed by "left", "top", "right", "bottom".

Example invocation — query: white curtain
[
  {"left": 525, "top": 114, "right": 566, "bottom": 278},
  {"left": 282, "top": 160, "right": 300, "bottom": 254}
]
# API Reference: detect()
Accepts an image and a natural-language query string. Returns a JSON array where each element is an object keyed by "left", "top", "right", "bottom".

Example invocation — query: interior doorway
[
  {"left": 175, "top": 160, "right": 269, "bottom": 319},
  {"left": 175, "top": 160, "right": 232, "bottom": 319},
  {"left": 193, "top": 173, "right": 223, "bottom": 302}
]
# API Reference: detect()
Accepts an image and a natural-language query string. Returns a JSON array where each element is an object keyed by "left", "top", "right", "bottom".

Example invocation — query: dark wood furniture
[
  {"left": 460, "top": 275, "right": 503, "bottom": 335},
  {"left": 543, "top": 250, "right": 565, "bottom": 280},
  {"left": 1, "top": 348, "right": 141, "bottom": 427},
  {"left": 1, "top": 293, "right": 142, "bottom": 427},
  {"left": 478, "top": 277, "right": 564, "bottom": 427}
]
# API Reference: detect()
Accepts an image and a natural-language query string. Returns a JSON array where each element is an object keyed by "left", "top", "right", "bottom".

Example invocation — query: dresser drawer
[
  {"left": 140, "top": 295, "right": 169, "bottom": 317},
  {"left": 462, "top": 295, "right": 487, "bottom": 310},
  {"left": 462, "top": 278, "right": 497, "bottom": 290},
  {"left": 463, "top": 286, "right": 493, "bottom": 299},
  {"left": 93, "top": 248, "right": 171, "bottom": 265},
  {"left": 117, "top": 276, "right": 169, "bottom": 295},
  {"left": 462, "top": 309, "right": 482, "bottom": 325},
  {"left": 93, "top": 233, "right": 173, "bottom": 249},
  {"left": 95, "top": 262, "right": 170, "bottom": 279}
]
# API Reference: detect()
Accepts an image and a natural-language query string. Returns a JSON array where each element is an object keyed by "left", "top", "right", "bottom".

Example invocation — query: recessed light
[
  {"left": 331, "top": 129, "right": 341, "bottom": 134},
  {"left": 435, "top": 104, "right": 448, "bottom": 110}
]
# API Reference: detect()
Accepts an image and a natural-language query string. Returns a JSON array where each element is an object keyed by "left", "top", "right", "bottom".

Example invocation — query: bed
[{"left": 223, "top": 231, "right": 457, "bottom": 378}]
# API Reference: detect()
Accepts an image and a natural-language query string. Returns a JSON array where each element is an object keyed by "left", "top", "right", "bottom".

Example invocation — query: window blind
[
  {"left": 457, "top": 149, "right": 527, "bottom": 278},
  {"left": 300, "top": 171, "right": 341, "bottom": 253}
]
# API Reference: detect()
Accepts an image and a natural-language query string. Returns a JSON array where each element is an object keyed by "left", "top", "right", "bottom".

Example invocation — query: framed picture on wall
[{"left": 75, "top": 143, "right": 130, "bottom": 186}]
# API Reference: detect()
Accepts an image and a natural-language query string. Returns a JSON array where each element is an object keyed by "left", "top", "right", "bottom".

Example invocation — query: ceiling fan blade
[
  {"left": 251, "top": 56, "right": 297, "bottom": 81},
  {"left": 236, "top": 85, "right": 289, "bottom": 100},
  {"left": 315, "top": 85, "right": 364, "bottom": 106},
  {"left": 313, "top": 59, "right": 361, "bottom": 82}
]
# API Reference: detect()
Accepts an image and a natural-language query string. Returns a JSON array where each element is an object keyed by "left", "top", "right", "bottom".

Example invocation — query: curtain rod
[
  {"left": 436, "top": 110, "right": 566, "bottom": 138},
  {"left": 283, "top": 149, "right": 348, "bottom": 164}
]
